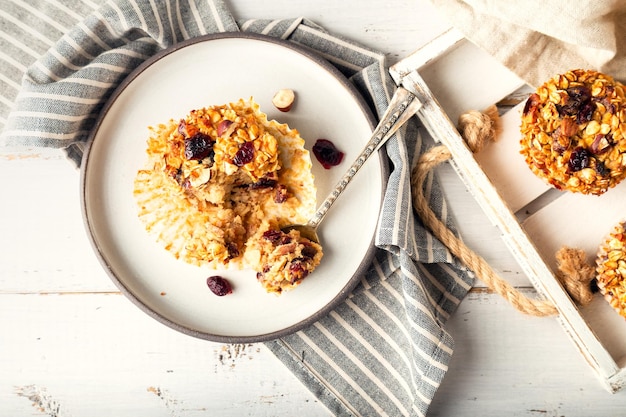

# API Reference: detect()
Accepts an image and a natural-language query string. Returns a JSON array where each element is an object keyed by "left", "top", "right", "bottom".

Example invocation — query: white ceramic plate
[{"left": 81, "top": 33, "right": 386, "bottom": 342}]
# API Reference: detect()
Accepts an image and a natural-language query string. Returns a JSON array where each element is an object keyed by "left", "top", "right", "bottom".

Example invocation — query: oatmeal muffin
[
  {"left": 133, "top": 98, "right": 322, "bottom": 293},
  {"left": 520, "top": 69, "right": 626, "bottom": 195},
  {"left": 596, "top": 221, "right": 626, "bottom": 318}
]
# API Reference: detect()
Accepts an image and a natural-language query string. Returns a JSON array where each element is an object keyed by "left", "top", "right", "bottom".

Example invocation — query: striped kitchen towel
[{"left": 0, "top": 1, "right": 474, "bottom": 416}]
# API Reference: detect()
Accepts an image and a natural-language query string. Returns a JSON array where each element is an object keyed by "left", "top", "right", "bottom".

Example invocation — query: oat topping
[
  {"left": 133, "top": 98, "right": 321, "bottom": 294},
  {"left": 596, "top": 221, "right": 626, "bottom": 318},
  {"left": 520, "top": 69, "right": 626, "bottom": 195}
]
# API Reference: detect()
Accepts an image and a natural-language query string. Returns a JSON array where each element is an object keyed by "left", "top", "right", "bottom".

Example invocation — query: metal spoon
[{"left": 281, "top": 86, "right": 422, "bottom": 243}]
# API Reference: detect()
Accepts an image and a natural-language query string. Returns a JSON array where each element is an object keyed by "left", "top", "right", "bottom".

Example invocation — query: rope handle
[{"left": 410, "top": 106, "right": 596, "bottom": 317}]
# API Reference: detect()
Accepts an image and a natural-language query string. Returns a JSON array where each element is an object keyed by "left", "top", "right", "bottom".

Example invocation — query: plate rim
[{"left": 79, "top": 31, "right": 388, "bottom": 343}]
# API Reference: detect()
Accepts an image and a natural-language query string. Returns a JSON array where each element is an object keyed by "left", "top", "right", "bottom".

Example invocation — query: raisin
[
  {"left": 568, "top": 147, "right": 590, "bottom": 172},
  {"left": 313, "top": 139, "right": 344, "bottom": 169},
  {"left": 233, "top": 141, "right": 255, "bottom": 166},
  {"left": 206, "top": 275, "right": 232, "bottom": 296},
  {"left": 184, "top": 132, "right": 215, "bottom": 161}
]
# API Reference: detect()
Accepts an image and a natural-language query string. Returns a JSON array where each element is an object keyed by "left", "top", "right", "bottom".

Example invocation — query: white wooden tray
[{"left": 399, "top": 30, "right": 626, "bottom": 393}]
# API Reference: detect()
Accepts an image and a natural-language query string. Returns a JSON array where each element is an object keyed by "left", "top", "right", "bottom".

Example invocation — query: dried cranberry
[
  {"left": 178, "top": 120, "right": 193, "bottom": 137},
  {"left": 313, "top": 139, "right": 344, "bottom": 169},
  {"left": 600, "top": 97, "right": 616, "bottom": 114},
  {"left": 233, "top": 141, "right": 255, "bottom": 166},
  {"left": 301, "top": 244, "right": 318, "bottom": 259},
  {"left": 184, "top": 132, "right": 214, "bottom": 161},
  {"left": 568, "top": 147, "right": 590, "bottom": 172},
  {"left": 273, "top": 184, "right": 288, "bottom": 203},
  {"left": 557, "top": 86, "right": 593, "bottom": 120},
  {"left": 289, "top": 259, "right": 310, "bottom": 282},
  {"left": 596, "top": 160, "right": 610, "bottom": 177},
  {"left": 262, "top": 229, "right": 283, "bottom": 243},
  {"left": 169, "top": 167, "right": 183, "bottom": 183},
  {"left": 225, "top": 242, "right": 240, "bottom": 260},
  {"left": 568, "top": 86, "right": 591, "bottom": 100},
  {"left": 206, "top": 275, "right": 232, "bottom": 296},
  {"left": 262, "top": 229, "right": 292, "bottom": 245},
  {"left": 256, "top": 265, "right": 271, "bottom": 280},
  {"left": 576, "top": 101, "right": 594, "bottom": 124},
  {"left": 250, "top": 177, "right": 277, "bottom": 189}
]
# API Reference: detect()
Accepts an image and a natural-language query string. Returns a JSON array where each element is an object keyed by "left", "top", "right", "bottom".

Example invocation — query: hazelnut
[{"left": 272, "top": 89, "right": 295, "bottom": 112}]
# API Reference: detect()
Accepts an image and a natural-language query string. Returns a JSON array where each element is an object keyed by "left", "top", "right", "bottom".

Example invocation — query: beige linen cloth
[{"left": 431, "top": 0, "right": 626, "bottom": 87}]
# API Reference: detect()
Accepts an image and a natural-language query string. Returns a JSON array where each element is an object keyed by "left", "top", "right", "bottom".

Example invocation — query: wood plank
[
  {"left": 430, "top": 290, "right": 626, "bottom": 416},
  {"left": 0, "top": 151, "right": 116, "bottom": 294},
  {"left": 0, "top": 293, "right": 326, "bottom": 417}
]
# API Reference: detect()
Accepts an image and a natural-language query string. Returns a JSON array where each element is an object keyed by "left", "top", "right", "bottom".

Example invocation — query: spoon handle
[{"left": 307, "top": 86, "right": 423, "bottom": 228}]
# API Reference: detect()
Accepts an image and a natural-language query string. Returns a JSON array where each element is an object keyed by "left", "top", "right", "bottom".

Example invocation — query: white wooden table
[{"left": 4, "top": 1, "right": 626, "bottom": 415}]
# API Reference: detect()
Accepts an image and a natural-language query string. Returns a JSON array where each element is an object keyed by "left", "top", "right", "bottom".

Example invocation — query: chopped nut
[{"left": 272, "top": 89, "right": 296, "bottom": 112}]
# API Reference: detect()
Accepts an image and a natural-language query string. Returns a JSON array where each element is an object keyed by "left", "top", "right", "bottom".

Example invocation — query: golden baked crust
[
  {"left": 133, "top": 98, "right": 321, "bottom": 293},
  {"left": 520, "top": 69, "right": 626, "bottom": 195},
  {"left": 596, "top": 221, "right": 626, "bottom": 318}
]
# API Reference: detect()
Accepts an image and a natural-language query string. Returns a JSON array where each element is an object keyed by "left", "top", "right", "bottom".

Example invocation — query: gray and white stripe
[{"left": 0, "top": 1, "right": 474, "bottom": 415}]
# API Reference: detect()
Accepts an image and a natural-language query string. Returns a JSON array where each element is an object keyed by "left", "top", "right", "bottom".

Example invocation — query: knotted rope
[{"left": 410, "top": 105, "right": 595, "bottom": 316}]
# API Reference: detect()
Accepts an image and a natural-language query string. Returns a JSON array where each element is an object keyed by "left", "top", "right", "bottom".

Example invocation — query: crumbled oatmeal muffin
[
  {"left": 133, "top": 98, "right": 322, "bottom": 293},
  {"left": 520, "top": 69, "right": 626, "bottom": 195},
  {"left": 596, "top": 221, "right": 626, "bottom": 318},
  {"left": 246, "top": 228, "right": 323, "bottom": 294}
]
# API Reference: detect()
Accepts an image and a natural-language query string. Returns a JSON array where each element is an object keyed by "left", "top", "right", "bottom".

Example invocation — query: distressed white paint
[
  {"left": 4, "top": 1, "right": 626, "bottom": 416},
  {"left": 411, "top": 33, "right": 626, "bottom": 391}
]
